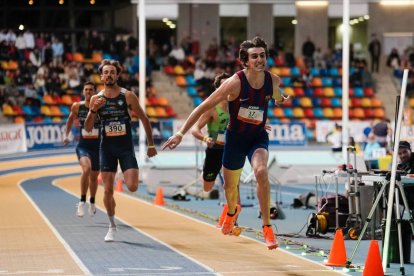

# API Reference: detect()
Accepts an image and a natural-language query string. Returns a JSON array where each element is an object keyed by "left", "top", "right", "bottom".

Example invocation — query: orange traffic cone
[
  {"left": 363, "top": 240, "right": 384, "bottom": 276},
  {"left": 325, "top": 229, "right": 347, "bottom": 267},
  {"left": 115, "top": 179, "right": 123, "bottom": 192},
  {"left": 97, "top": 173, "right": 102, "bottom": 185},
  {"left": 154, "top": 187, "right": 165, "bottom": 206}
]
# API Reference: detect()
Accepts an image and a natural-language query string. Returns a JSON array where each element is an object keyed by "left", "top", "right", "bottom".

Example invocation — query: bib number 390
[{"left": 105, "top": 123, "right": 126, "bottom": 136}]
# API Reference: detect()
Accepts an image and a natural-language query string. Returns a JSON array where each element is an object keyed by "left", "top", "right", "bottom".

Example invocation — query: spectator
[
  {"left": 373, "top": 118, "right": 390, "bottom": 148},
  {"left": 368, "top": 33, "right": 381, "bottom": 73},
  {"left": 326, "top": 123, "right": 342, "bottom": 152},
  {"left": 302, "top": 36, "right": 315, "bottom": 65}
]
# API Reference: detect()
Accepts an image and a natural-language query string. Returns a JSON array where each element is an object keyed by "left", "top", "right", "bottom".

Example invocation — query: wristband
[
  {"left": 176, "top": 131, "right": 184, "bottom": 138},
  {"left": 203, "top": 136, "right": 209, "bottom": 142},
  {"left": 90, "top": 109, "right": 97, "bottom": 114},
  {"left": 147, "top": 145, "right": 155, "bottom": 149}
]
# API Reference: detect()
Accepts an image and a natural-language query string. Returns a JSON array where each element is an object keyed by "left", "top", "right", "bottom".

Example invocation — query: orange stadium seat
[
  {"left": 155, "top": 107, "right": 167, "bottom": 117},
  {"left": 353, "top": 108, "right": 365, "bottom": 118},
  {"left": 176, "top": 76, "right": 187, "bottom": 86},
  {"left": 43, "top": 95, "right": 55, "bottom": 105},
  {"left": 157, "top": 97, "right": 169, "bottom": 106},
  {"left": 62, "top": 95, "right": 73, "bottom": 105},
  {"left": 408, "top": 98, "right": 414, "bottom": 108},
  {"left": 50, "top": 106, "right": 62, "bottom": 116},
  {"left": 374, "top": 108, "right": 385, "bottom": 118},
  {"left": 333, "top": 108, "right": 342, "bottom": 118},
  {"left": 273, "top": 107, "right": 284, "bottom": 118},
  {"left": 280, "top": 67, "right": 291, "bottom": 77},
  {"left": 311, "top": 77, "right": 322, "bottom": 87},
  {"left": 14, "top": 116, "right": 25, "bottom": 124},
  {"left": 73, "top": 52, "right": 84, "bottom": 62}
]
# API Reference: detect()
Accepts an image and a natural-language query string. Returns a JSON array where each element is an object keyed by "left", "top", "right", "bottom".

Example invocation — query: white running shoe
[
  {"left": 88, "top": 203, "right": 96, "bottom": 216},
  {"left": 104, "top": 227, "right": 117, "bottom": 242},
  {"left": 76, "top": 202, "right": 85, "bottom": 217}
]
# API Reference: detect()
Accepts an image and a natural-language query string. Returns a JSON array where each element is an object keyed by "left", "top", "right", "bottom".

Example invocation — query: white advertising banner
[
  {"left": 316, "top": 121, "right": 371, "bottom": 143},
  {"left": 0, "top": 124, "right": 27, "bottom": 155}
]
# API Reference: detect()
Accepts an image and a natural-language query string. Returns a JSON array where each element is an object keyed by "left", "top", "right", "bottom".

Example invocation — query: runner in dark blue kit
[
  {"left": 163, "top": 37, "right": 289, "bottom": 250},
  {"left": 64, "top": 81, "right": 100, "bottom": 217},
  {"left": 85, "top": 59, "right": 157, "bottom": 242}
]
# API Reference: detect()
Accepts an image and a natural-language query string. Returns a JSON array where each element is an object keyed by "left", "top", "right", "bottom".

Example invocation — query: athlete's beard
[{"left": 105, "top": 80, "right": 116, "bottom": 86}]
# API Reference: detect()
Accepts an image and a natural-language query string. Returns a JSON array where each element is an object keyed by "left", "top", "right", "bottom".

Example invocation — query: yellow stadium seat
[
  {"left": 174, "top": 65, "right": 185, "bottom": 75},
  {"left": 293, "top": 107, "right": 304, "bottom": 118},
  {"left": 408, "top": 98, "right": 414, "bottom": 108},
  {"left": 146, "top": 107, "right": 157, "bottom": 117},
  {"left": 270, "top": 67, "right": 281, "bottom": 75},
  {"left": 323, "top": 87, "right": 334, "bottom": 97},
  {"left": 52, "top": 117, "right": 62, "bottom": 123},
  {"left": 361, "top": 98, "right": 372, "bottom": 107},
  {"left": 300, "top": 97, "right": 312, "bottom": 108},
  {"left": 323, "top": 108, "right": 334, "bottom": 118},
  {"left": 2, "top": 104, "right": 15, "bottom": 115},
  {"left": 40, "top": 105, "right": 51, "bottom": 116},
  {"left": 283, "top": 87, "right": 295, "bottom": 97}
]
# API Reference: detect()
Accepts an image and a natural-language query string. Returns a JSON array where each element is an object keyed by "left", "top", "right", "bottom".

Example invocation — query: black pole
[{"left": 393, "top": 95, "right": 400, "bottom": 148}]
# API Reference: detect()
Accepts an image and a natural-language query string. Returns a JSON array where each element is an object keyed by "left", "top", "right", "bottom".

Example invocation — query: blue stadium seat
[
  {"left": 193, "top": 97, "right": 202, "bottom": 106},
  {"left": 313, "top": 108, "right": 324, "bottom": 118},
  {"left": 319, "top": 68, "right": 328, "bottom": 77},
  {"left": 331, "top": 98, "right": 342, "bottom": 107},
  {"left": 284, "top": 108, "right": 294, "bottom": 118},
  {"left": 329, "top": 67, "right": 339, "bottom": 77},
  {"left": 332, "top": 77, "right": 342, "bottom": 87},
  {"left": 354, "top": 87, "right": 364, "bottom": 97},
  {"left": 22, "top": 105, "right": 33, "bottom": 116},
  {"left": 185, "top": 75, "right": 197, "bottom": 86},
  {"left": 161, "top": 129, "right": 172, "bottom": 139},
  {"left": 322, "top": 77, "right": 333, "bottom": 86},
  {"left": 304, "top": 88, "right": 314, "bottom": 97},
  {"left": 290, "top": 67, "right": 300, "bottom": 77},
  {"left": 334, "top": 87, "right": 342, "bottom": 97},
  {"left": 282, "top": 77, "right": 292, "bottom": 86},
  {"left": 60, "top": 106, "right": 70, "bottom": 116},
  {"left": 310, "top": 67, "right": 320, "bottom": 76},
  {"left": 291, "top": 98, "right": 301, "bottom": 107},
  {"left": 312, "top": 98, "right": 322, "bottom": 107},
  {"left": 267, "top": 107, "right": 274, "bottom": 118},
  {"left": 187, "top": 86, "right": 197, "bottom": 97}
]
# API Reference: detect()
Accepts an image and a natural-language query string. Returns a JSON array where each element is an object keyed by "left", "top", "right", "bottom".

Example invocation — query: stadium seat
[
  {"left": 323, "top": 87, "right": 334, "bottom": 97},
  {"left": 282, "top": 77, "right": 292, "bottom": 86},
  {"left": 14, "top": 116, "right": 25, "bottom": 124},
  {"left": 353, "top": 87, "right": 364, "bottom": 97},
  {"left": 290, "top": 67, "right": 300, "bottom": 77},
  {"left": 352, "top": 108, "right": 365, "bottom": 118},
  {"left": 284, "top": 108, "right": 294, "bottom": 118},
  {"left": 320, "top": 68, "right": 328, "bottom": 77},
  {"left": 311, "top": 77, "right": 322, "bottom": 87},
  {"left": 293, "top": 107, "right": 304, "bottom": 118},
  {"left": 293, "top": 87, "right": 304, "bottom": 97},
  {"left": 351, "top": 98, "right": 362, "bottom": 107},
  {"left": 333, "top": 108, "right": 342, "bottom": 118},
  {"left": 374, "top": 108, "right": 385, "bottom": 118},
  {"left": 371, "top": 98, "right": 382, "bottom": 108},
  {"left": 280, "top": 67, "right": 291, "bottom": 77},
  {"left": 22, "top": 105, "right": 33, "bottom": 116},
  {"left": 323, "top": 108, "right": 334, "bottom": 118},
  {"left": 155, "top": 107, "right": 167, "bottom": 117},
  {"left": 304, "top": 108, "right": 314, "bottom": 118},
  {"left": 146, "top": 107, "right": 157, "bottom": 117},
  {"left": 193, "top": 97, "right": 202, "bottom": 106},
  {"left": 334, "top": 87, "right": 342, "bottom": 97},
  {"left": 174, "top": 65, "right": 185, "bottom": 75},
  {"left": 313, "top": 87, "right": 324, "bottom": 97},
  {"left": 12, "top": 105, "right": 24, "bottom": 115},
  {"left": 364, "top": 108, "right": 375, "bottom": 118},
  {"left": 322, "top": 77, "right": 332, "bottom": 86},
  {"left": 40, "top": 105, "right": 51, "bottom": 116},
  {"left": 310, "top": 67, "right": 320, "bottom": 76},
  {"left": 2, "top": 104, "right": 15, "bottom": 115},
  {"left": 304, "top": 88, "right": 313, "bottom": 97},
  {"left": 270, "top": 67, "right": 281, "bottom": 75},
  {"left": 165, "top": 106, "right": 176, "bottom": 117},
  {"left": 300, "top": 97, "right": 312, "bottom": 108},
  {"left": 52, "top": 117, "right": 62, "bottom": 123},
  {"left": 50, "top": 106, "right": 62, "bottom": 116},
  {"left": 313, "top": 108, "right": 324, "bottom": 118},
  {"left": 361, "top": 98, "right": 372, "bottom": 107},
  {"left": 291, "top": 98, "right": 301, "bottom": 107},
  {"left": 283, "top": 87, "right": 294, "bottom": 97},
  {"left": 329, "top": 67, "right": 339, "bottom": 77},
  {"left": 43, "top": 95, "right": 55, "bottom": 105},
  {"left": 331, "top": 98, "right": 342, "bottom": 107},
  {"left": 321, "top": 98, "right": 332, "bottom": 107},
  {"left": 157, "top": 97, "right": 169, "bottom": 106},
  {"left": 273, "top": 107, "right": 284, "bottom": 118},
  {"left": 267, "top": 107, "right": 274, "bottom": 118},
  {"left": 185, "top": 75, "right": 197, "bottom": 86},
  {"left": 187, "top": 86, "right": 198, "bottom": 97},
  {"left": 163, "top": 65, "right": 175, "bottom": 75},
  {"left": 176, "top": 76, "right": 187, "bottom": 86},
  {"left": 312, "top": 98, "right": 322, "bottom": 107},
  {"left": 60, "top": 106, "right": 70, "bottom": 116},
  {"left": 43, "top": 117, "right": 52, "bottom": 123},
  {"left": 332, "top": 77, "right": 342, "bottom": 87},
  {"left": 364, "top": 87, "right": 374, "bottom": 97},
  {"left": 62, "top": 95, "right": 72, "bottom": 105}
]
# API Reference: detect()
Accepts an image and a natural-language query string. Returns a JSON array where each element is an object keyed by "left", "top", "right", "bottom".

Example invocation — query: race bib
[
  {"left": 215, "top": 132, "right": 225, "bottom": 145},
  {"left": 104, "top": 122, "right": 126, "bottom": 136},
  {"left": 81, "top": 128, "right": 99, "bottom": 139},
  {"left": 237, "top": 106, "right": 264, "bottom": 125}
]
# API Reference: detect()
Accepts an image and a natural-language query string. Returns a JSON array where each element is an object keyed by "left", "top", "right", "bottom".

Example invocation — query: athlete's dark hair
[
  {"left": 213, "top": 72, "right": 231, "bottom": 89},
  {"left": 83, "top": 81, "right": 96, "bottom": 90},
  {"left": 98, "top": 59, "right": 123, "bottom": 75},
  {"left": 239, "top": 36, "right": 268, "bottom": 68}
]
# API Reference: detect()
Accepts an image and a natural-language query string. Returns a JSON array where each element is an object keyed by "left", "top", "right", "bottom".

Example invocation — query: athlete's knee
[
  {"left": 125, "top": 180, "right": 138, "bottom": 192},
  {"left": 254, "top": 166, "right": 269, "bottom": 183},
  {"left": 203, "top": 181, "right": 215, "bottom": 192},
  {"left": 104, "top": 188, "right": 114, "bottom": 198}
]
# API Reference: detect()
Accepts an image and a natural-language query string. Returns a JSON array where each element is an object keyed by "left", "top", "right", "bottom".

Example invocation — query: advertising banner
[{"left": 0, "top": 124, "right": 27, "bottom": 154}]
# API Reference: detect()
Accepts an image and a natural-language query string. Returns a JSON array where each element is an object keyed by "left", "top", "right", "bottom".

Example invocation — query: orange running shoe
[
  {"left": 263, "top": 225, "right": 278, "bottom": 250},
  {"left": 221, "top": 205, "right": 241, "bottom": 235},
  {"left": 216, "top": 204, "right": 228, "bottom": 228}
]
